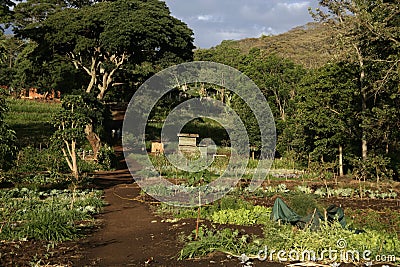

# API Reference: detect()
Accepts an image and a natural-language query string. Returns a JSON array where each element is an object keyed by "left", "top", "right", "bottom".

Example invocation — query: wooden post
[
  {"left": 195, "top": 191, "right": 201, "bottom": 240},
  {"left": 339, "top": 145, "right": 344, "bottom": 177}
]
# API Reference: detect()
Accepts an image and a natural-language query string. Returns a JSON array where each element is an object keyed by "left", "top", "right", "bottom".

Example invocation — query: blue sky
[{"left": 163, "top": 0, "right": 319, "bottom": 48}]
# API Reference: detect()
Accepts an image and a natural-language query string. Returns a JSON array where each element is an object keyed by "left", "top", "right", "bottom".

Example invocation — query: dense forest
[
  {"left": 1, "top": 0, "right": 400, "bottom": 182},
  {"left": 194, "top": 1, "right": 400, "bottom": 181}
]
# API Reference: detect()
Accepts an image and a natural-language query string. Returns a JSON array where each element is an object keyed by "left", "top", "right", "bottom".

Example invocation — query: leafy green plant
[
  {"left": 346, "top": 208, "right": 400, "bottom": 237},
  {"left": 314, "top": 187, "right": 326, "bottom": 198},
  {"left": 179, "top": 225, "right": 260, "bottom": 260},
  {"left": 97, "top": 144, "right": 117, "bottom": 170},
  {"left": 339, "top": 188, "right": 354, "bottom": 197},
  {"left": 262, "top": 220, "right": 400, "bottom": 262},
  {"left": 287, "top": 192, "right": 320, "bottom": 217},
  {"left": 11, "top": 147, "right": 69, "bottom": 174},
  {"left": 0, "top": 188, "right": 104, "bottom": 241},
  {"left": 296, "top": 185, "right": 313, "bottom": 194},
  {"left": 211, "top": 206, "right": 272, "bottom": 226},
  {"left": 51, "top": 95, "right": 89, "bottom": 180},
  {"left": 0, "top": 91, "right": 18, "bottom": 171}
]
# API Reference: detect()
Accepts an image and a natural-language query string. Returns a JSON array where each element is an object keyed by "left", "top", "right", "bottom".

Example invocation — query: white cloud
[
  {"left": 217, "top": 30, "right": 247, "bottom": 40},
  {"left": 195, "top": 14, "right": 224, "bottom": 23},
  {"left": 163, "top": 0, "right": 319, "bottom": 48},
  {"left": 278, "top": 1, "right": 310, "bottom": 11},
  {"left": 197, "top": 15, "right": 212, "bottom": 21}
]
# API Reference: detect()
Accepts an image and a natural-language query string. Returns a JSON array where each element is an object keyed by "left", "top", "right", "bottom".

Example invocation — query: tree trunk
[
  {"left": 356, "top": 44, "right": 368, "bottom": 161},
  {"left": 85, "top": 124, "right": 101, "bottom": 160},
  {"left": 86, "top": 70, "right": 97, "bottom": 94},
  {"left": 96, "top": 53, "right": 126, "bottom": 100},
  {"left": 385, "top": 132, "right": 389, "bottom": 154},
  {"left": 339, "top": 144, "right": 344, "bottom": 176},
  {"left": 361, "top": 88, "right": 368, "bottom": 161},
  {"left": 273, "top": 90, "right": 285, "bottom": 121},
  {"left": 97, "top": 89, "right": 105, "bottom": 100},
  {"left": 62, "top": 141, "right": 79, "bottom": 180},
  {"left": 71, "top": 141, "right": 79, "bottom": 180}
]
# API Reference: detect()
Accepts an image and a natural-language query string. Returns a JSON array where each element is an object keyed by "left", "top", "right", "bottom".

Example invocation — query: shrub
[
  {"left": 97, "top": 144, "right": 118, "bottom": 170},
  {"left": 286, "top": 192, "right": 320, "bottom": 217},
  {"left": 0, "top": 92, "right": 18, "bottom": 171},
  {"left": 12, "top": 147, "right": 69, "bottom": 174},
  {"left": 179, "top": 226, "right": 259, "bottom": 260}
]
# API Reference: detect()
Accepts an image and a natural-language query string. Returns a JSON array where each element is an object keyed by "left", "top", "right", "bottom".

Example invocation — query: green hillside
[{"left": 196, "top": 22, "right": 338, "bottom": 69}]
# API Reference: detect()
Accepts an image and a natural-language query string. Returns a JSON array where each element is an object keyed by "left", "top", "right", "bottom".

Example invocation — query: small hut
[
  {"left": 178, "top": 133, "right": 199, "bottom": 153},
  {"left": 151, "top": 141, "right": 164, "bottom": 154}
]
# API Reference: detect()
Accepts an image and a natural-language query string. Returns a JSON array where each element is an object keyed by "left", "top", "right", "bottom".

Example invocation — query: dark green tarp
[{"left": 271, "top": 198, "right": 346, "bottom": 231}]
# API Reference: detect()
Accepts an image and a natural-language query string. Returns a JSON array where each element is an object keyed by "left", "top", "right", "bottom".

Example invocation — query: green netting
[{"left": 271, "top": 198, "right": 346, "bottom": 231}]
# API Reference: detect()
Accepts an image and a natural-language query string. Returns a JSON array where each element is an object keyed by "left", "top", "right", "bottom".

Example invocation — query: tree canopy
[
  {"left": 17, "top": 0, "right": 195, "bottom": 100},
  {"left": 0, "top": 0, "right": 14, "bottom": 32}
]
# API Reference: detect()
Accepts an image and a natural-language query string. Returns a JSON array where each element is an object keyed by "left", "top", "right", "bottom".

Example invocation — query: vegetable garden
[
  {"left": 1, "top": 0, "right": 400, "bottom": 265},
  {"left": 147, "top": 154, "right": 400, "bottom": 266}
]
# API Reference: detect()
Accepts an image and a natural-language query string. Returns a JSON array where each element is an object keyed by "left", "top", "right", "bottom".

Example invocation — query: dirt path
[
  {"left": 77, "top": 169, "right": 247, "bottom": 267},
  {"left": 79, "top": 174, "right": 175, "bottom": 266},
  {"left": 76, "top": 146, "right": 204, "bottom": 266}
]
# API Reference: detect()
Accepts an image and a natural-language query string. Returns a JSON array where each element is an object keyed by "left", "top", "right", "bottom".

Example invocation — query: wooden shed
[
  {"left": 178, "top": 133, "right": 199, "bottom": 153},
  {"left": 178, "top": 133, "right": 199, "bottom": 147}
]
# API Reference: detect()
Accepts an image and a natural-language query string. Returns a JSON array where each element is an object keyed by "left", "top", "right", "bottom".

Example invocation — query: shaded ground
[
  {"left": 0, "top": 240, "right": 80, "bottom": 266},
  {"left": 1, "top": 146, "right": 399, "bottom": 266},
  {"left": 76, "top": 176, "right": 254, "bottom": 267},
  {"left": 76, "top": 168, "right": 398, "bottom": 267},
  {"left": 1, "top": 168, "right": 398, "bottom": 266}
]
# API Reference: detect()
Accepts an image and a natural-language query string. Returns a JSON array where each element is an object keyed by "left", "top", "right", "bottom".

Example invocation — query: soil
[
  {"left": 75, "top": 176, "right": 267, "bottom": 267},
  {"left": 1, "top": 148, "right": 399, "bottom": 266},
  {"left": 1, "top": 174, "right": 398, "bottom": 267},
  {"left": 72, "top": 171, "right": 398, "bottom": 267}
]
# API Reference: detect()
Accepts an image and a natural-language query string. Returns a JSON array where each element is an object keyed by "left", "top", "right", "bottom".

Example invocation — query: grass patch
[
  {"left": 286, "top": 191, "right": 321, "bottom": 217},
  {"left": 0, "top": 188, "right": 104, "bottom": 242},
  {"left": 156, "top": 196, "right": 256, "bottom": 220},
  {"left": 172, "top": 189, "right": 399, "bottom": 263},
  {"left": 179, "top": 220, "right": 400, "bottom": 263},
  {"left": 4, "top": 99, "right": 61, "bottom": 147},
  {"left": 347, "top": 208, "right": 400, "bottom": 237}
]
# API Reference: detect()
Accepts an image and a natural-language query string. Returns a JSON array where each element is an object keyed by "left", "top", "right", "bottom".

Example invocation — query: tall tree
[
  {"left": 194, "top": 40, "right": 243, "bottom": 69},
  {"left": 25, "top": 0, "right": 195, "bottom": 100},
  {"left": 16, "top": 0, "right": 194, "bottom": 158},
  {"left": 242, "top": 49, "right": 305, "bottom": 123},
  {"left": 0, "top": 0, "right": 14, "bottom": 62},
  {"left": 13, "top": 0, "right": 66, "bottom": 30},
  {"left": 310, "top": 0, "right": 400, "bottom": 161},
  {"left": 241, "top": 49, "right": 305, "bottom": 156},
  {"left": 294, "top": 62, "right": 360, "bottom": 175},
  {"left": 0, "top": 33, "right": 6, "bottom": 64}
]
